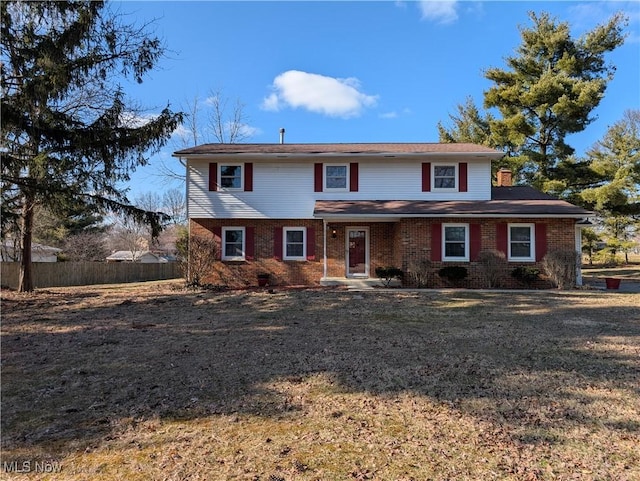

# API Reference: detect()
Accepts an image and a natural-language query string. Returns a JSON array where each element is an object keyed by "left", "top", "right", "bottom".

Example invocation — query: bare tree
[
  {"left": 107, "top": 216, "right": 150, "bottom": 260},
  {"left": 206, "top": 89, "right": 251, "bottom": 144},
  {"left": 162, "top": 188, "right": 187, "bottom": 225},
  {"left": 63, "top": 232, "right": 109, "bottom": 261},
  {"left": 160, "top": 89, "right": 253, "bottom": 181}
]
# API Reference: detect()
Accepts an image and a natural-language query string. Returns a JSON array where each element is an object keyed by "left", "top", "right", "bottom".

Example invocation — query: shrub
[
  {"left": 438, "top": 266, "right": 468, "bottom": 285},
  {"left": 511, "top": 266, "right": 540, "bottom": 287},
  {"left": 477, "top": 250, "right": 507, "bottom": 288},
  {"left": 184, "top": 234, "right": 220, "bottom": 287},
  {"left": 543, "top": 249, "right": 579, "bottom": 290},
  {"left": 406, "top": 259, "right": 431, "bottom": 288},
  {"left": 375, "top": 266, "right": 403, "bottom": 287}
]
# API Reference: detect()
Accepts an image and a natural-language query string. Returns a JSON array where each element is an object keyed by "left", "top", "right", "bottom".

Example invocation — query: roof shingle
[
  {"left": 174, "top": 142, "right": 503, "bottom": 157},
  {"left": 313, "top": 187, "right": 592, "bottom": 218}
]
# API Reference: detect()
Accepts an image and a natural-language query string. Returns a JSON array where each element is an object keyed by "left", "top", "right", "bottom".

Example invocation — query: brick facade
[{"left": 190, "top": 217, "right": 578, "bottom": 289}]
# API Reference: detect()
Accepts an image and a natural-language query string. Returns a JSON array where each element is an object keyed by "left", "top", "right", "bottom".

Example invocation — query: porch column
[
  {"left": 575, "top": 222, "right": 583, "bottom": 286},
  {"left": 323, "top": 218, "right": 327, "bottom": 279}
]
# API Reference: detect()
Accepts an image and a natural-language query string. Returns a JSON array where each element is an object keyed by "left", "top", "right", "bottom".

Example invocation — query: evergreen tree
[
  {"left": 437, "top": 96, "right": 495, "bottom": 146},
  {"left": 1, "top": 1, "right": 182, "bottom": 291},
  {"left": 580, "top": 109, "right": 640, "bottom": 257},
  {"left": 483, "top": 11, "right": 626, "bottom": 189}
]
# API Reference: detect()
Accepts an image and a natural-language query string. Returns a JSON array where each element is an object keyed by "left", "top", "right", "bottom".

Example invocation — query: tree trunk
[{"left": 18, "top": 197, "right": 35, "bottom": 292}]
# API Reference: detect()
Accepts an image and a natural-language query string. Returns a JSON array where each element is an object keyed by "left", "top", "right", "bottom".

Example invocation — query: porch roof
[{"left": 314, "top": 188, "right": 593, "bottom": 219}]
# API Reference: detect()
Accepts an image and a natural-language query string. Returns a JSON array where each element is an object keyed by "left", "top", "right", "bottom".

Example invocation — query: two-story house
[{"left": 174, "top": 143, "right": 592, "bottom": 288}]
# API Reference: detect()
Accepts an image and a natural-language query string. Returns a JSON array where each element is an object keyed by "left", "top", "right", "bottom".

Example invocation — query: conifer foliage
[{"left": 1, "top": 1, "right": 182, "bottom": 291}]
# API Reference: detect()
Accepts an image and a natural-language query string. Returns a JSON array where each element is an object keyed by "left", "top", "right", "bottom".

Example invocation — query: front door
[{"left": 346, "top": 228, "right": 369, "bottom": 277}]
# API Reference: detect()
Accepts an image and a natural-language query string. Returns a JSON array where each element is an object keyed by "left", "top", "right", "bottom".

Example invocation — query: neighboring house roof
[
  {"left": 106, "top": 251, "right": 168, "bottom": 262},
  {"left": 314, "top": 187, "right": 593, "bottom": 219},
  {"left": 1, "top": 241, "right": 62, "bottom": 253},
  {"left": 174, "top": 142, "right": 504, "bottom": 158}
]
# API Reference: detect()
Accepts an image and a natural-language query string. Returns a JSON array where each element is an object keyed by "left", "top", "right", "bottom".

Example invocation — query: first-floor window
[
  {"left": 284, "top": 227, "right": 306, "bottom": 260},
  {"left": 222, "top": 227, "right": 245, "bottom": 260},
  {"left": 443, "top": 224, "right": 469, "bottom": 261},
  {"left": 509, "top": 223, "right": 534, "bottom": 261}
]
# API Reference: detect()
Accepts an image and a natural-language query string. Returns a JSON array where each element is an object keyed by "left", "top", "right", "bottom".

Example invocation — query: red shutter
[
  {"left": 244, "top": 162, "right": 253, "bottom": 192},
  {"left": 209, "top": 163, "right": 218, "bottom": 191},
  {"left": 535, "top": 223, "right": 547, "bottom": 262},
  {"left": 422, "top": 163, "right": 431, "bottom": 192},
  {"left": 274, "top": 227, "right": 283, "bottom": 261},
  {"left": 245, "top": 226, "right": 255, "bottom": 260},
  {"left": 496, "top": 223, "right": 508, "bottom": 257},
  {"left": 459, "top": 162, "right": 468, "bottom": 192},
  {"left": 349, "top": 163, "right": 359, "bottom": 192},
  {"left": 306, "top": 227, "right": 315, "bottom": 261},
  {"left": 470, "top": 223, "right": 481, "bottom": 261},
  {"left": 212, "top": 226, "right": 222, "bottom": 260},
  {"left": 431, "top": 223, "right": 442, "bottom": 261},
  {"left": 314, "top": 163, "right": 323, "bottom": 192}
]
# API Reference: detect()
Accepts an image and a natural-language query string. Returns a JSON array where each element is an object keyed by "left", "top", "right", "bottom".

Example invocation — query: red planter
[{"left": 605, "top": 277, "right": 621, "bottom": 290}]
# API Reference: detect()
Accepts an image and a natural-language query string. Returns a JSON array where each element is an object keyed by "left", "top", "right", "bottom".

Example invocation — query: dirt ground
[{"left": 1, "top": 281, "right": 639, "bottom": 480}]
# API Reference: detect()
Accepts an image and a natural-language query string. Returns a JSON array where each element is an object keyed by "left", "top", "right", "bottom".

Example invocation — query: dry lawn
[{"left": 1, "top": 281, "right": 639, "bottom": 480}]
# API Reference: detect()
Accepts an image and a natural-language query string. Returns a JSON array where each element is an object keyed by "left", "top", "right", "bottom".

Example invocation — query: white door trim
[{"left": 345, "top": 226, "right": 370, "bottom": 278}]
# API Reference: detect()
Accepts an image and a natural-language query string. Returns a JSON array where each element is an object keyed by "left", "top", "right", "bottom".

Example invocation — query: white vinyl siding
[{"left": 187, "top": 159, "right": 492, "bottom": 219}]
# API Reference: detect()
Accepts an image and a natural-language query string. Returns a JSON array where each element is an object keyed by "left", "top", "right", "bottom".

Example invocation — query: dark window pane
[
  {"left": 445, "top": 242, "right": 465, "bottom": 257},
  {"left": 286, "top": 244, "right": 304, "bottom": 257},
  {"left": 510, "top": 227, "right": 531, "bottom": 242},
  {"left": 435, "top": 166, "right": 455, "bottom": 177},
  {"left": 286, "top": 231, "right": 304, "bottom": 243},
  {"left": 225, "top": 230, "right": 242, "bottom": 243},
  {"left": 445, "top": 227, "right": 465, "bottom": 241},
  {"left": 511, "top": 242, "right": 531, "bottom": 257}
]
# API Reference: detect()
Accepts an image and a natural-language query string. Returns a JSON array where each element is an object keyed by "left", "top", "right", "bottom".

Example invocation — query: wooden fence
[{"left": 1, "top": 262, "right": 183, "bottom": 289}]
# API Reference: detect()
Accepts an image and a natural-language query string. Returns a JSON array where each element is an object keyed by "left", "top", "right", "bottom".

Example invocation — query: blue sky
[{"left": 116, "top": 1, "right": 640, "bottom": 198}]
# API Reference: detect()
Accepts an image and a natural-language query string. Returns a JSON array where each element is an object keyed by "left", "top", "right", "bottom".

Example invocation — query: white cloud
[
  {"left": 120, "top": 111, "right": 157, "bottom": 128},
  {"left": 261, "top": 70, "right": 378, "bottom": 118},
  {"left": 379, "top": 111, "right": 398, "bottom": 119},
  {"left": 418, "top": 0, "right": 459, "bottom": 25}
]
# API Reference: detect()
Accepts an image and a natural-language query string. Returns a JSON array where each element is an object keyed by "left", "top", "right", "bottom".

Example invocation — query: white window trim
[
  {"left": 218, "top": 163, "right": 244, "bottom": 191},
  {"left": 221, "top": 226, "right": 246, "bottom": 261},
  {"left": 324, "top": 163, "right": 349, "bottom": 192},
  {"left": 432, "top": 163, "right": 458, "bottom": 191},
  {"left": 442, "top": 223, "right": 469, "bottom": 262},
  {"left": 283, "top": 227, "right": 307, "bottom": 261},
  {"left": 508, "top": 223, "right": 535, "bottom": 262}
]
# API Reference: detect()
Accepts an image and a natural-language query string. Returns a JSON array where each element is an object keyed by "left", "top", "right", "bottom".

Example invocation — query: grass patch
[{"left": 1, "top": 282, "right": 639, "bottom": 479}]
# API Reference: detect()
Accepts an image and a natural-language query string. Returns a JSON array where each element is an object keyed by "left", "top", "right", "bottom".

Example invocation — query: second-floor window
[
  {"left": 433, "top": 165, "right": 456, "bottom": 190},
  {"left": 422, "top": 162, "right": 467, "bottom": 192},
  {"left": 220, "top": 164, "right": 243, "bottom": 189},
  {"left": 325, "top": 164, "right": 348, "bottom": 190}
]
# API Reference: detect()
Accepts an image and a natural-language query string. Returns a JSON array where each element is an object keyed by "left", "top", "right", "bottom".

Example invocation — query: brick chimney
[{"left": 496, "top": 168, "right": 512, "bottom": 187}]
